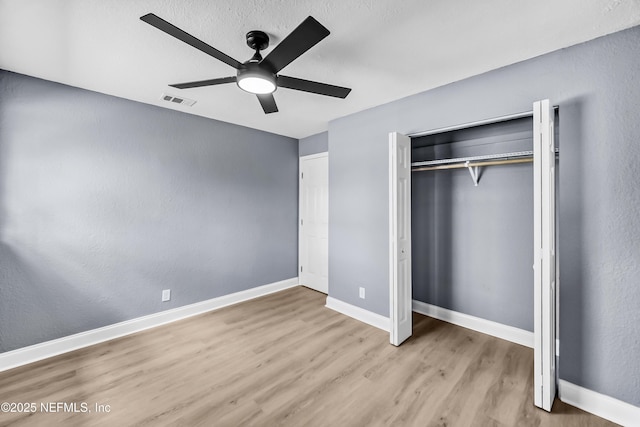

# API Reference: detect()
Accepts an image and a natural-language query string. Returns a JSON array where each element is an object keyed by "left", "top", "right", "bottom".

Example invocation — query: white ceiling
[{"left": 1, "top": 0, "right": 639, "bottom": 139}]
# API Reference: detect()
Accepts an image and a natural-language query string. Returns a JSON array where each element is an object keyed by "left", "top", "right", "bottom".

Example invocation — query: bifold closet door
[
  {"left": 389, "top": 132, "right": 412, "bottom": 346},
  {"left": 533, "top": 99, "right": 556, "bottom": 411}
]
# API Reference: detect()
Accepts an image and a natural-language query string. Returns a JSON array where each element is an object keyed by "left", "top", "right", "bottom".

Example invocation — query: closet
[
  {"left": 388, "top": 100, "right": 558, "bottom": 411},
  {"left": 411, "top": 116, "right": 536, "bottom": 332}
]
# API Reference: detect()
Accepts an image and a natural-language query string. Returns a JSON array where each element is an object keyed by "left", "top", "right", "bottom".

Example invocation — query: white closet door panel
[
  {"left": 389, "top": 132, "right": 412, "bottom": 346},
  {"left": 533, "top": 99, "right": 556, "bottom": 411}
]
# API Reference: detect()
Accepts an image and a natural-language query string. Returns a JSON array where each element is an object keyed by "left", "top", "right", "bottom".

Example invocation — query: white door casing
[
  {"left": 533, "top": 99, "right": 557, "bottom": 411},
  {"left": 299, "top": 153, "right": 329, "bottom": 294},
  {"left": 389, "top": 132, "right": 412, "bottom": 346}
]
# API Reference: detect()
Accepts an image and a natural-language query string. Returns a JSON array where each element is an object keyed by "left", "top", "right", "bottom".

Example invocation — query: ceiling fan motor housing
[{"left": 236, "top": 30, "right": 276, "bottom": 94}]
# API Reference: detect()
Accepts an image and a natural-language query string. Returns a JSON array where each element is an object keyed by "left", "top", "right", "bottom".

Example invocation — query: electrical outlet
[
  {"left": 162, "top": 289, "right": 171, "bottom": 302},
  {"left": 359, "top": 287, "right": 365, "bottom": 299}
]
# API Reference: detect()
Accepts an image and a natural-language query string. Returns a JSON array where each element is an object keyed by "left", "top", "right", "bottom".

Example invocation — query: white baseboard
[
  {"left": 0, "top": 277, "right": 299, "bottom": 373},
  {"left": 412, "top": 300, "right": 534, "bottom": 348},
  {"left": 559, "top": 379, "right": 640, "bottom": 426},
  {"left": 325, "top": 297, "right": 390, "bottom": 332}
]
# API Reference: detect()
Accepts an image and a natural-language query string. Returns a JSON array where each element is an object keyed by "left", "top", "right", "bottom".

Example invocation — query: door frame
[
  {"left": 389, "top": 99, "right": 557, "bottom": 410},
  {"left": 299, "top": 152, "right": 329, "bottom": 294}
]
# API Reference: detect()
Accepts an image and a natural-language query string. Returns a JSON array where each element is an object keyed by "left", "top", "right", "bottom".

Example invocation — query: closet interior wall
[{"left": 411, "top": 117, "right": 541, "bottom": 332}]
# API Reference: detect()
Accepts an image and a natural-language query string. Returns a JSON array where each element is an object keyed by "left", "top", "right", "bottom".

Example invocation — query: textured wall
[
  {"left": 328, "top": 25, "right": 640, "bottom": 406},
  {"left": 0, "top": 70, "right": 298, "bottom": 353},
  {"left": 299, "top": 131, "right": 328, "bottom": 157}
]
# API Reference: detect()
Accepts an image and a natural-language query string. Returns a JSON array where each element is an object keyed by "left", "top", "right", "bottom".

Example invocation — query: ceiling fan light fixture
[{"left": 237, "top": 70, "right": 276, "bottom": 94}]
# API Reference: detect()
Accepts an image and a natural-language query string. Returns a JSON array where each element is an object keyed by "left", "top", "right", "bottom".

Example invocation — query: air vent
[{"left": 159, "top": 93, "right": 196, "bottom": 107}]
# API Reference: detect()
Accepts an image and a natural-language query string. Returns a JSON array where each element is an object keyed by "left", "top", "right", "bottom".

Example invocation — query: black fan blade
[
  {"left": 277, "top": 75, "right": 351, "bottom": 98},
  {"left": 141, "top": 13, "right": 243, "bottom": 70},
  {"left": 261, "top": 16, "right": 329, "bottom": 74},
  {"left": 170, "top": 76, "right": 236, "bottom": 89},
  {"left": 257, "top": 94, "right": 278, "bottom": 114}
]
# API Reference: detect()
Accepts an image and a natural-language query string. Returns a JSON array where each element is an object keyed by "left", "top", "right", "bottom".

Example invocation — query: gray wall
[
  {"left": 328, "top": 25, "right": 640, "bottom": 406},
  {"left": 299, "top": 131, "right": 328, "bottom": 157},
  {"left": 412, "top": 118, "right": 535, "bottom": 332},
  {"left": 0, "top": 70, "right": 298, "bottom": 353}
]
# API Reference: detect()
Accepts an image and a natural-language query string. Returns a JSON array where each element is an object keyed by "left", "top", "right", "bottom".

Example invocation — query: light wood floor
[{"left": 0, "top": 286, "right": 616, "bottom": 427}]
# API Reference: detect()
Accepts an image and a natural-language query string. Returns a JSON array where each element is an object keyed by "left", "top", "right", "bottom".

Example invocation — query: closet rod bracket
[{"left": 465, "top": 161, "right": 480, "bottom": 186}]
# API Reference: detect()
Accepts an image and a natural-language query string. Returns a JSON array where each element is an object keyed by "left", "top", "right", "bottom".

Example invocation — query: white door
[
  {"left": 299, "top": 153, "right": 329, "bottom": 294},
  {"left": 389, "top": 132, "right": 412, "bottom": 346},
  {"left": 533, "top": 99, "right": 556, "bottom": 411}
]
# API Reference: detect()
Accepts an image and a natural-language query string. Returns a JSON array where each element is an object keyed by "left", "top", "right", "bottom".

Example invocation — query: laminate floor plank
[{"left": 0, "top": 286, "right": 617, "bottom": 426}]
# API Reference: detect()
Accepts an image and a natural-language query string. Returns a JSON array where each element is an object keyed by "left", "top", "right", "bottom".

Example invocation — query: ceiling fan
[{"left": 140, "top": 13, "right": 352, "bottom": 114}]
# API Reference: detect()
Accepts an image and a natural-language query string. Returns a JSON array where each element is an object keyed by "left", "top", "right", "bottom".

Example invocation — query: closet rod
[
  {"left": 412, "top": 148, "right": 559, "bottom": 169},
  {"left": 412, "top": 149, "right": 536, "bottom": 168},
  {"left": 413, "top": 157, "right": 532, "bottom": 172},
  {"left": 407, "top": 106, "right": 558, "bottom": 138}
]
